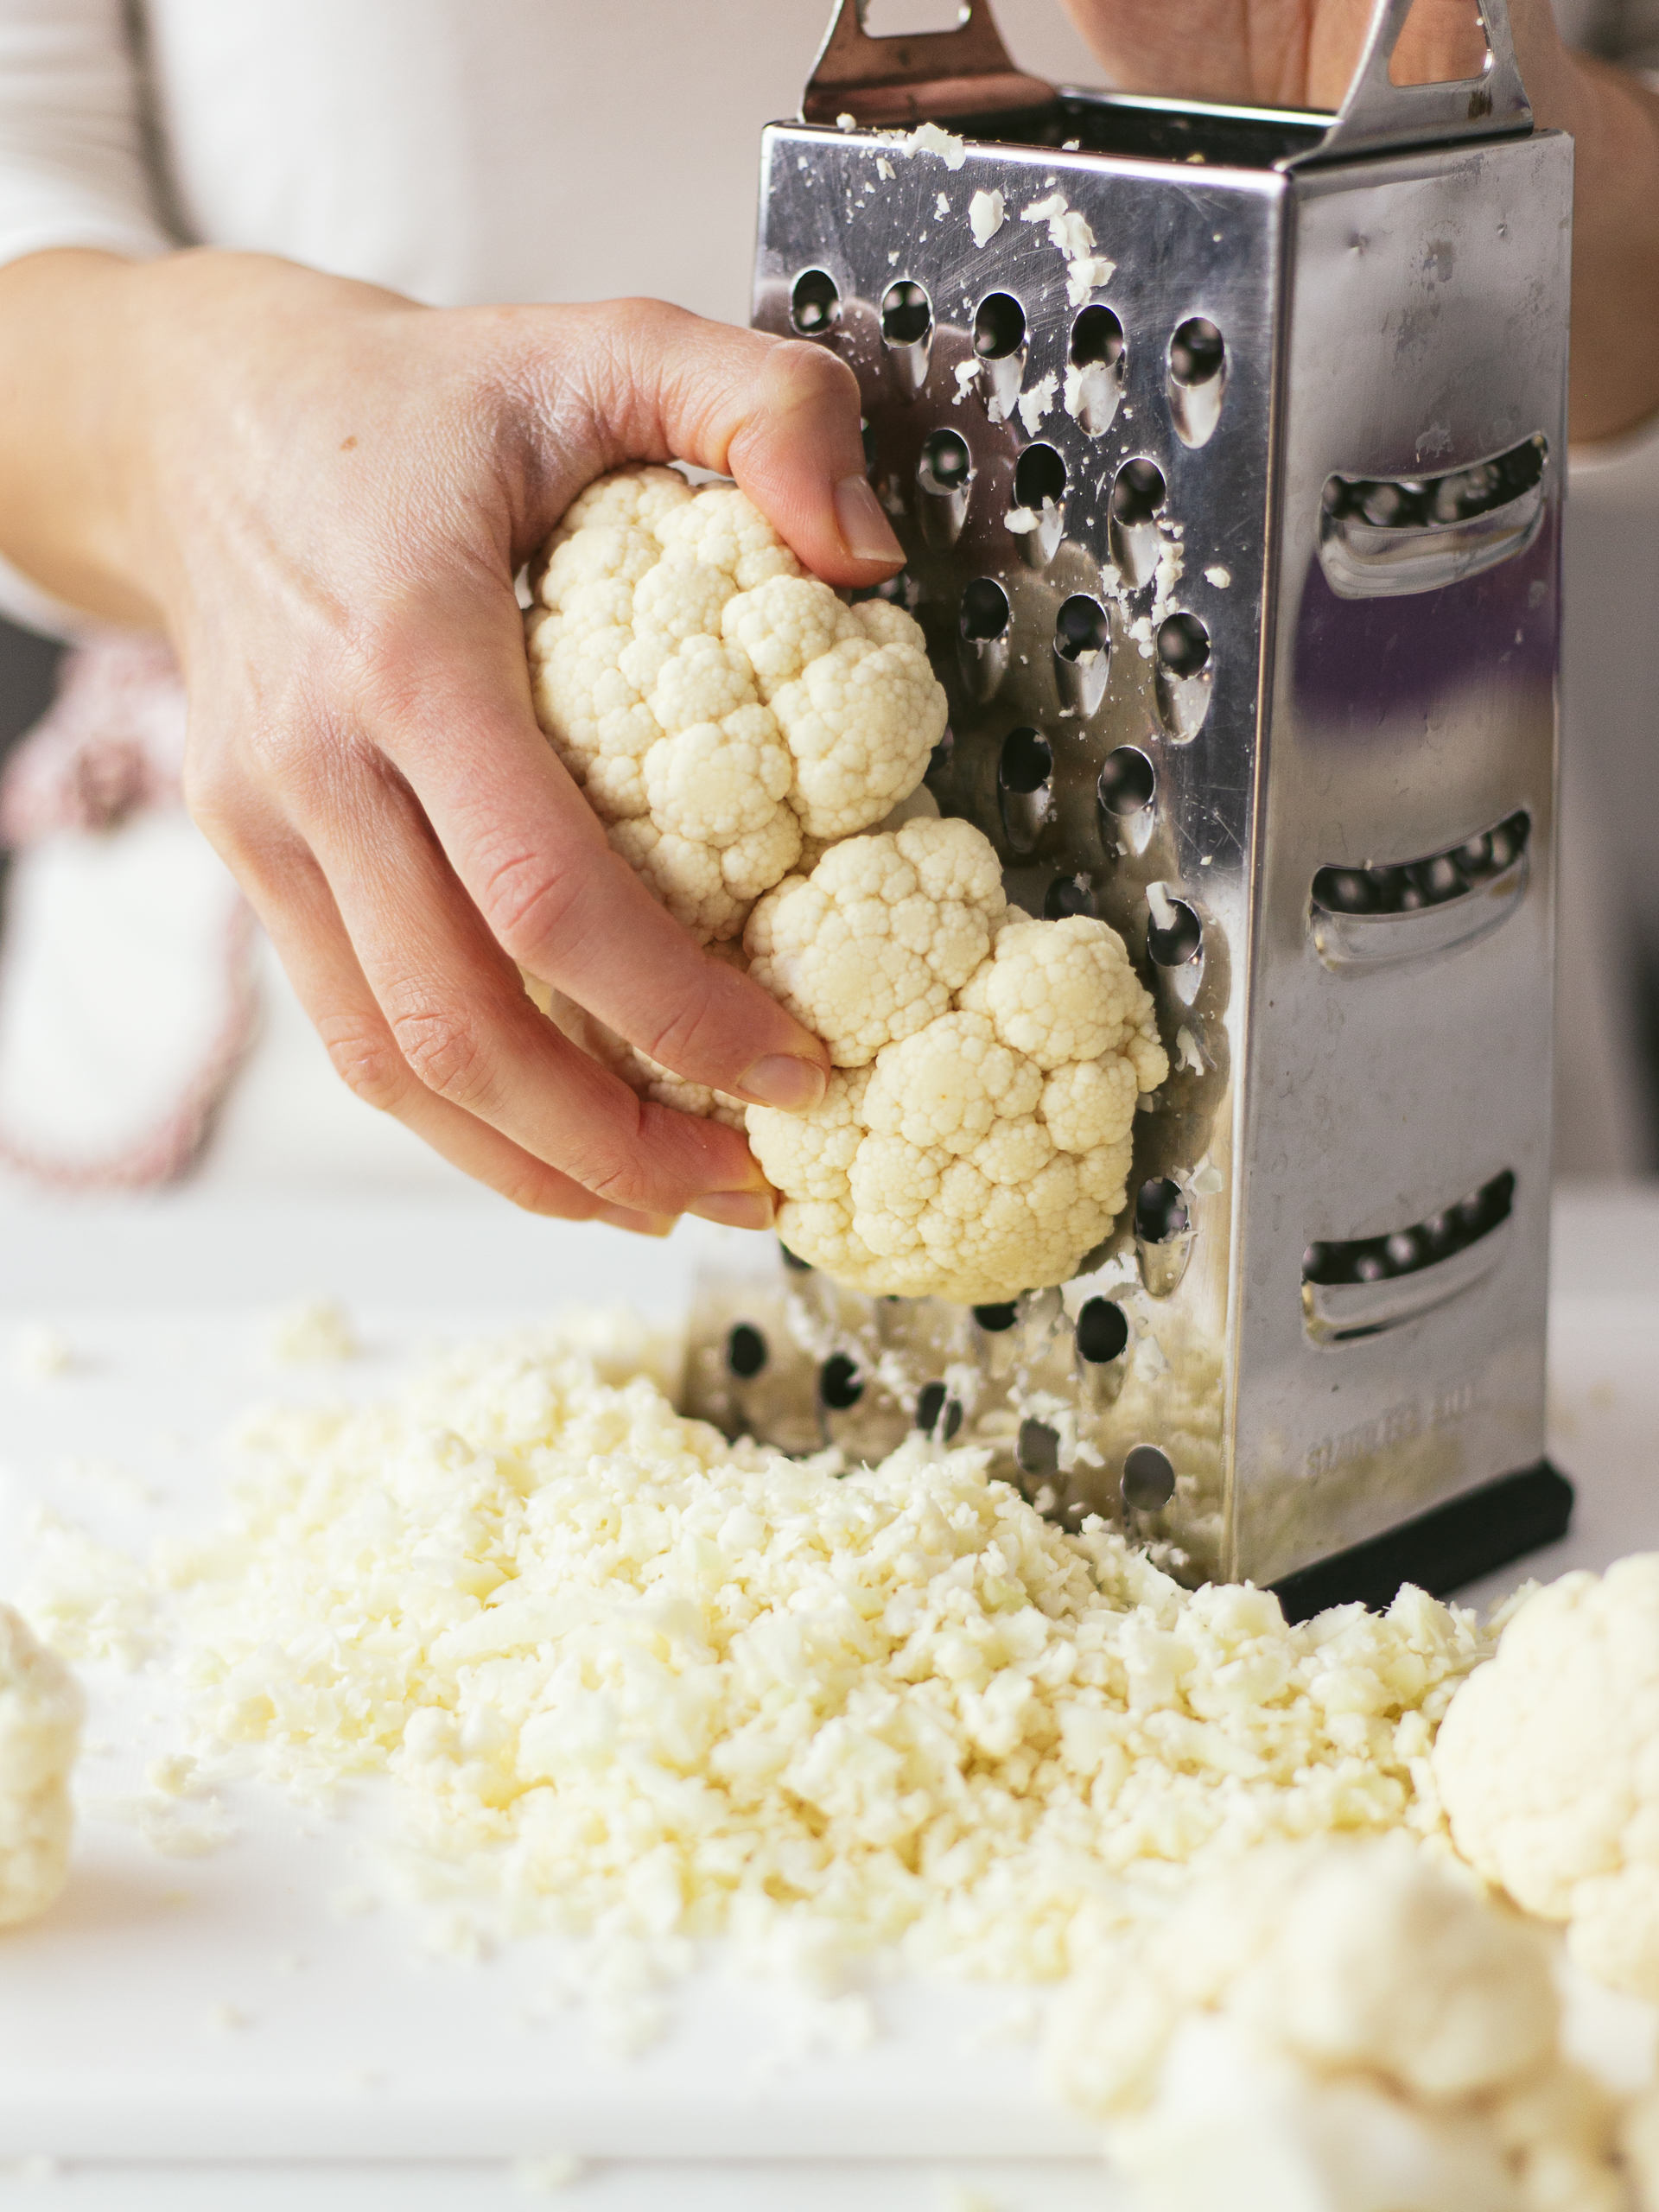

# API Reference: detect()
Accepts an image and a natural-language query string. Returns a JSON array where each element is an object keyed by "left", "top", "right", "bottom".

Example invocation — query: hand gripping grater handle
[{"left": 804, "top": 0, "right": 1531, "bottom": 156}]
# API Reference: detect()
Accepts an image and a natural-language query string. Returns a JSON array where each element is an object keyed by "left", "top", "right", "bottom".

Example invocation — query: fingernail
[
  {"left": 739, "top": 1053, "right": 828, "bottom": 1112},
  {"left": 596, "top": 1205, "right": 678, "bottom": 1239},
  {"left": 835, "top": 474, "right": 903, "bottom": 566},
  {"left": 689, "top": 1191, "right": 777, "bottom": 1232}
]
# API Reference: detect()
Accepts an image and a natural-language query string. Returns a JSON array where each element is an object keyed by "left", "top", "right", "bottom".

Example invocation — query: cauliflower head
[
  {"left": 0, "top": 1601, "right": 83, "bottom": 1929},
  {"left": 746, "top": 817, "right": 1168, "bottom": 1304},
  {"left": 1433, "top": 1552, "right": 1659, "bottom": 2003},
  {"left": 1046, "top": 1837, "right": 1627, "bottom": 2212},
  {"left": 525, "top": 467, "right": 946, "bottom": 942}
]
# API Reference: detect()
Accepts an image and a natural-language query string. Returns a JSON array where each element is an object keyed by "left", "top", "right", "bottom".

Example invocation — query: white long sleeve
[{"left": 0, "top": 0, "right": 170, "bottom": 268}]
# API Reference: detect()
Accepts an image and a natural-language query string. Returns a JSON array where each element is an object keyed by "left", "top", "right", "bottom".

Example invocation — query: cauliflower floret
[
  {"left": 745, "top": 816, "right": 1007, "bottom": 1066},
  {"left": 0, "top": 1602, "right": 83, "bottom": 1928},
  {"left": 526, "top": 468, "right": 944, "bottom": 941},
  {"left": 1433, "top": 1553, "right": 1659, "bottom": 2003},
  {"left": 1046, "top": 1838, "right": 1627, "bottom": 2212},
  {"left": 747, "top": 823, "right": 1166, "bottom": 1304}
]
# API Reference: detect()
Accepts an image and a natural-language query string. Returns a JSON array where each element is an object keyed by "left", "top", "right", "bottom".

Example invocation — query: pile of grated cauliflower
[
  {"left": 524, "top": 467, "right": 1169, "bottom": 1304},
  {"left": 146, "top": 1321, "right": 1495, "bottom": 1979}
]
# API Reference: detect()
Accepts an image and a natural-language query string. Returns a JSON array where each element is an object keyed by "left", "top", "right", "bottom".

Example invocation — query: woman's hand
[
  {"left": 0, "top": 250, "right": 906, "bottom": 1231},
  {"left": 1062, "top": 0, "right": 1659, "bottom": 443}
]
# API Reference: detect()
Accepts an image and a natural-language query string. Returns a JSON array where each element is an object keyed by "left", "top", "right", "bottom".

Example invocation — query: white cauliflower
[
  {"left": 746, "top": 817, "right": 1167, "bottom": 1303},
  {"left": 0, "top": 1602, "right": 83, "bottom": 1928},
  {"left": 525, "top": 467, "right": 945, "bottom": 942},
  {"left": 1046, "top": 1837, "right": 1629, "bottom": 2212},
  {"left": 1433, "top": 1552, "right": 1659, "bottom": 2004}
]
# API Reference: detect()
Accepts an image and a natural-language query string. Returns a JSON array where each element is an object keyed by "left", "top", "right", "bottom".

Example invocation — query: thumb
[{"left": 551, "top": 301, "right": 904, "bottom": 588}]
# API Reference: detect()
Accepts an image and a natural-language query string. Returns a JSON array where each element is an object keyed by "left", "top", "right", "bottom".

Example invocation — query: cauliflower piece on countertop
[
  {"left": 0, "top": 1603, "right": 84, "bottom": 1929},
  {"left": 525, "top": 467, "right": 945, "bottom": 942},
  {"left": 1046, "top": 1837, "right": 1630, "bottom": 2212},
  {"left": 747, "top": 821, "right": 1167, "bottom": 1304},
  {"left": 1433, "top": 1552, "right": 1659, "bottom": 2004}
]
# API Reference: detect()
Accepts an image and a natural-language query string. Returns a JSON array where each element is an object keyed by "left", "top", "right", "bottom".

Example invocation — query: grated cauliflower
[
  {"left": 136, "top": 1326, "right": 1499, "bottom": 1982},
  {"left": 525, "top": 467, "right": 945, "bottom": 944},
  {"left": 746, "top": 817, "right": 1167, "bottom": 1301},
  {"left": 1047, "top": 1836, "right": 1630, "bottom": 2212},
  {"left": 0, "top": 1602, "right": 83, "bottom": 1929},
  {"left": 1433, "top": 1553, "right": 1659, "bottom": 2005}
]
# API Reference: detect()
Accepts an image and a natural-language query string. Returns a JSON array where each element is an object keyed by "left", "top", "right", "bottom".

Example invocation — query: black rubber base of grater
[{"left": 1271, "top": 1462, "right": 1575, "bottom": 1623}]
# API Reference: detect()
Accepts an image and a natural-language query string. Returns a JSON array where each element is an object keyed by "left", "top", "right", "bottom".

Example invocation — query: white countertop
[{"left": 1, "top": 1179, "right": 1655, "bottom": 2209}]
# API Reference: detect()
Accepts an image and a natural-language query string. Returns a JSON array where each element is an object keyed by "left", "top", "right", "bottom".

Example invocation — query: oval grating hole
[
  {"left": 1076, "top": 1296, "right": 1129, "bottom": 1363},
  {"left": 1169, "top": 317, "right": 1224, "bottom": 386},
  {"left": 1013, "top": 441, "right": 1066, "bottom": 509},
  {"left": 919, "top": 427, "right": 972, "bottom": 491},
  {"left": 1070, "top": 303, "right": 1124, "bottom": 368},
  {"left": 973, "top": 290, "right": 1027, "bottom": 359},
  {"left": 880, "top": 278, "right": 931, "bottom": 345},
  {"left": 959, "top": 576, "right": 1010, "bottom": 640},
  {"left": 1110, "top": 458, "right": 1166, "bottom": 528},
  {"left": 1045, "top": 874, "right": 1096, "bottom": 920},
  {"left": 972, "top": 1300, "right": 1018, "bottom": 1332},
  {"left": 1148, "top": 898, "right": 1203, "bottom": 969},
  {"left": 1156, "top": 612, "right": 1210, "bottom": 678},
  {"left": 791, "top": 268, "right": 840, "bottom": 335},
  {"left": 818, "top": 1352, "right": 863, "bottom": 1410},
  {"left": 1054, "top": 594, "right": 1109, "bottom": 662},
  {"left": 1098, "top": 746, "right": 1155, "bottom": 817},
  {"left": 1017, "top": 1418, "right": 1060, "bottom": 1478},
  {"left": 1135, "top": 1177, "right": 1189, "bottom": 1243},
  {"left": 999, "top": 727, "right": 1052, "bottom": 795},
  {"left": 727, "top": 1323, "right": 767, "bottom": 1379},
  {"left": 1122, "top": 1443, "right": 1176, "bottom": 1510}
]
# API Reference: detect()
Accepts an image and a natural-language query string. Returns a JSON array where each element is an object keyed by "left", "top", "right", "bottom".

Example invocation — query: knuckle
[
  {"left": 321, "top": 1021, "right": 410, "bottom": 1115},
  {"left": 476, "top": 846, "right": 586, "bottom": 962},
  {"left": 389, "top": 1004, "right": 496, "bottom": 1111}
]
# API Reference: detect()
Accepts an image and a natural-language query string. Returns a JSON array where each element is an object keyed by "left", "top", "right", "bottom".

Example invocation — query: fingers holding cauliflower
[
  {"left": 524, "top": 467, "right": 1171, "bottom": 1300},
  {"left": 525, "top": 467, "right": 946, "bottom": 944}
]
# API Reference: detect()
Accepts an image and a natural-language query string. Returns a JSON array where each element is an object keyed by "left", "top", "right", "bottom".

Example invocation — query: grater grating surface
[{"left": 683, "top": 0, "right": 1574, "bottom": 1601}]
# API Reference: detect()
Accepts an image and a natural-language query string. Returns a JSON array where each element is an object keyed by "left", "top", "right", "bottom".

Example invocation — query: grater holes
[
  {"left": 974, "top": 291, "right": 1027, "bottom": 359},
  {"left": 1109, "top": 459, "right": 1166, "bottom": 588},
  {"left": 959, "top": 576, "right": 1010, "bottom": 641},
  {"left": 1044, "top": 874, "right": 1096, "bottom": 920},
  {"left": 727, "top": 1322, "right": 768, "bottom": 1379},
  {"left": 1122, "top": 1444, "right": 1176, "bottom": 1510},
  {"left": 1301, "top": 1173, "right": 1515, "bottom": 1341},
  {"left": 880, "top": 278, "right": 932, "bottom": 399},
  {"left": 957, "top": 577, "right": 1010, "bottom": 702},
  {"left": 972, "top": 1301, "right": 1018, "bottom": 1332},
  {"left": 1168, "top": 318, "right": 1226, "bottom": 448},
  {"left": 880, "top": 279, "right": 931, "bottom": 346},
  {"left": 998, "top": 727, "right": 1053, "bottom": 855},
  {"left": 1312, "top": 810, "right": 1530, "bottom": 916},
  {"left": 1017, "top": 1418, "right": 1061, "bottom": 1479},
  {"left": 1319, "top": 437, "right": 1548, "bottom": 596},
  {"left": 1147, "top": 895, "right": 1203, "bottom": 969},
  {"left": 918, "top": 429, "right": 974, "bottom": 549},
  {"left": 1135, "top": 1178, "right": 1189, "bottom": 1243},
  {"left": 791, "top": 268, "right": 841, "bottom": 335},
  {"left": 1154, "top": 611, "right": 1213, "bottom": 741},
  {"left": 1097, "top": 746, "right": 1155, "bottom": 817},
  {"left": 1014, "top": 442, "right": 1066, "bottom": 509},
  {"left": 1076, "top": 1296, "right": 1129, "bottom": 1363},
  {"left": 1053, "top": 593, "right": 1110, "bottom": 715},
  {"left": 916, "top": 1379, "right": 963, "bottom": 1440},
  {"left": 818, "top": 1352, "right": 863, "bottom": 1410},
  {"left": 1066, "top": 307, "right": 1125, "bottom": 435}
]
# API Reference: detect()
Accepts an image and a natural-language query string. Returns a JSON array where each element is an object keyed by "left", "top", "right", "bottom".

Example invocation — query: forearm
[{"left": 0, "top": 247, "right": 157, "bottom": 623}]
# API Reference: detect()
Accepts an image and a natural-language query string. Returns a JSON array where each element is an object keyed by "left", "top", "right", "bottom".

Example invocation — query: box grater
[{"left": 683, "top": 0, "right": 1575, "bottom": 1613}]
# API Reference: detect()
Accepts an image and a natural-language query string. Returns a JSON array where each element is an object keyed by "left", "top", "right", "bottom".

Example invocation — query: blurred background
[{"left": 0, "top": 0, "right": 1652, "bottom": 1194}]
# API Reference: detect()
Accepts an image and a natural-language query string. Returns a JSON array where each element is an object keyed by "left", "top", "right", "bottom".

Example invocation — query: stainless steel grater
[{"left": 683, "top": 0, "right": 1575, "bottom": 1612}]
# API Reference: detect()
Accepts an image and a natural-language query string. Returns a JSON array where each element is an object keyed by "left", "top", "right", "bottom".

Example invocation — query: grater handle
[
  {"left": 1293, "top": 0, "right": 1532, "bottom": 164},
  {"left": 800, "top": 0, "right": 1052, "bottom": 125}
]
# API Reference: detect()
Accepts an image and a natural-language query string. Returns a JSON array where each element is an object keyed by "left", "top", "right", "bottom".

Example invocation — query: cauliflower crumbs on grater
[
  {"left": 0, "top": 1605, "right": 83, "bottom": 1927},
  {"left": 968, "top": 188, "right": 1005, "bottom": 246},
  {"left": 105, "top": 1321, "right": 1503, "bottom": 1986}
]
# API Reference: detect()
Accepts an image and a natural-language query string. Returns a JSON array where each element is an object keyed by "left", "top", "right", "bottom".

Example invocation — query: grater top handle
[
  {"left": 1289, "top": 0, "right": 1531, "bottom": 164},
  {"left": 800, "top": 0, "right": 1052, "bottom": 125}
]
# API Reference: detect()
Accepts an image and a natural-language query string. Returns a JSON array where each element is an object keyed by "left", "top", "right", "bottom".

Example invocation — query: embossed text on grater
[{"left": 683, "top": 0, "right": 1571, "bottom": 1599}]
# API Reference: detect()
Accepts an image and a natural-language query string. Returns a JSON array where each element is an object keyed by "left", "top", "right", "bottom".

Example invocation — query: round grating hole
[
  {"left": 1017, "top": 1418, "right": 1060, "bottom": 1478},
  {"left": 1076, "top": 1297, "right": 1129, "bottom": 1364},
  {"left": 1111, "top": 458, "right": 1165, "bottom": 528},
  {"left": 959, "top": 576, "right": 1010, "bottom": 641},
  {"left": 1054, "top": 594, "right": 1109, "bottom": 662},
  {"left": 818, "top": 1352, "right": 863, "bottom": 1410},
  {"left": 972, "top": 1301, "right": 1017, "bottom": 1332},
  {"left": 999, "top": 727, "right": 1052, "bottom": 795},
  {"left": 1070, "top": 303, "right": 1123, "bottom": 367},
  {"left": 727, "top": 1323, "right": 767, "bottom": 1380},
  {"left": 880, "top": 278, "right": 931, "bottom": 346},
  {"left": 1098, "top": 746, "right": 1154, "bottom": 818},
  {"left": 919, "top": 427, "right": 972, "bottom": 491},
  {"left": 1136, "top": 1178, "right": 1189, "bottom": 1243},
  {"left": 1156, "top": 612, "right": 1210, "bottom": 678},
  {"left": 1122, "top": 1443, "right": 1176, "bottom": 1510},
  {"left": 1013, "top": 442, "right": 1066, "bottom": 510},
  {"left": 973, "top": 290, "right": 1026, "bottom": 359},
  {"left": 1045, "top": 874, "right": 1096, "bottom": 920},
  {"left": 1169, "top": 317, "right": 1224, "bottom": 387}
]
